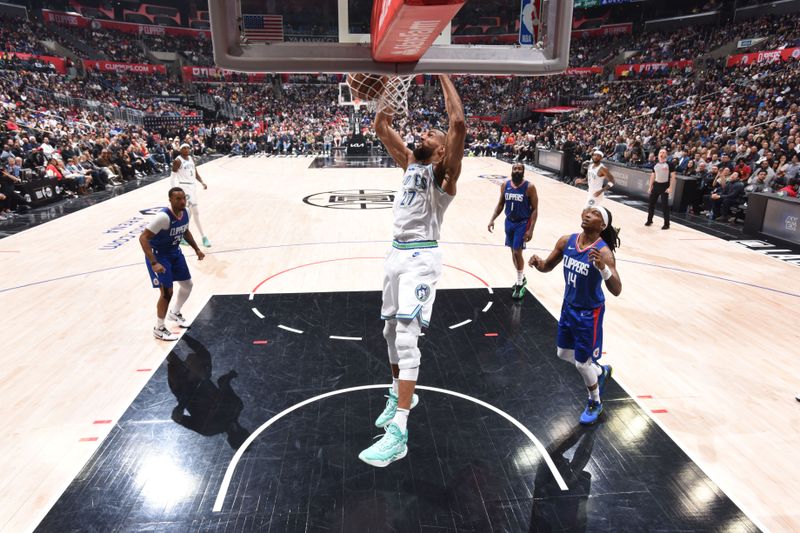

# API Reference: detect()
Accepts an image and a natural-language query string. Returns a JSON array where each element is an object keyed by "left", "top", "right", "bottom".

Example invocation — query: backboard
[{"left": 208, "top": 0, "right": 572, "bottom": 75}]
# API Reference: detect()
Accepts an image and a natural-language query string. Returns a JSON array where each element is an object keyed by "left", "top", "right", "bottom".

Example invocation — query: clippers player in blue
[
  {"left": 529, "top": 206, "right": 622, "bottom": 424},
  {"left": 139, "top": 187, "right": 205, "bottom": 341},
  {"left": 488, "top": 162, "right": 538, "bottom": 299}
]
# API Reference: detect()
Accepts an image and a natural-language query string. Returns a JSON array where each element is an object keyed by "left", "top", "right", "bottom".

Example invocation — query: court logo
[
  {"left": 139, "top": 207, "right": 163, "bottom": 216},
  {"left": 303, "top": 189, "right": 395, "bottom": 210},
  {"left": 786, "top": 215, "right": 798, "bottom": 232},
  {"left": 415, "top": 284, "right": 431, "bottom": 302},
  {"left": 478, "top": 174, "right": 507, "bottom": 185}
]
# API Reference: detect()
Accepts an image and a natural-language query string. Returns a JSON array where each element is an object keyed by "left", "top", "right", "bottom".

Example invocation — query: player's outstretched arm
[
  {"left": 139, "top": 229, "right": 164, "bottom": 272},
  {"left": 589, "top": 247, "right": 621, "bottom": 296},
  {"left": 438, "top": 75, "right": 466, "bottom": 195},
  {"left": 183, "top": 229, "right": 205, "bottom": 260},
  {"left": 488, "top": 183, "right": 505, "bottom": 232},
  {"left": 375, "top": 110, "right": 412, "bottom": 170},
  {"left": 529, "top": 234, "right": 568, "bottom": 272}
]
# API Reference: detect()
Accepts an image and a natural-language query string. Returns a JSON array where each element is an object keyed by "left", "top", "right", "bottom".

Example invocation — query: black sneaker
[{"left": 644, "top": 221, "right": 653, "bottom": 227}]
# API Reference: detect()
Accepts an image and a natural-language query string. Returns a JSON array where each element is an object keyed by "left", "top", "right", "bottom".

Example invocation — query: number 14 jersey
[{"left": 562, "top": 233, "right": 607, "bottom": 309}]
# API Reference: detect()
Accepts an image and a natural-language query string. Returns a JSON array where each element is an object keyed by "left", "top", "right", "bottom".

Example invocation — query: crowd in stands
[{"left": 2, "top": 6, "right": 799, "bottom": 222}]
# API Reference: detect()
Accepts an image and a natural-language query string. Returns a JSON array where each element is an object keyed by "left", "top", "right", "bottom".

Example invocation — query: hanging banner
[
  {"left": 83, "top": 60, "right": 167, "bottom": 74},
  {"left": 726, "top": 47, "right": 800, "bottom": 67},
  {"left": 1, "top": 52, "right": 67, "bottom": 74},
  {"left": 615, "top": 60, "right": 693, "bottom": 76},
  {"left": 42, "top": 9, "right": 210, "bottom": 39}
]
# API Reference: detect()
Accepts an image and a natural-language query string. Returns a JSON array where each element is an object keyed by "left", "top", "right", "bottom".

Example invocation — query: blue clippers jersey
[
  {"left": 562, "top": 233, "right": 606, "bottom": 309},
  {"left": 504, "top": 180, "right": 532, "bottom": 221},
  {"left": 150, "top": 208, "right": 189, "bottom": 254}
]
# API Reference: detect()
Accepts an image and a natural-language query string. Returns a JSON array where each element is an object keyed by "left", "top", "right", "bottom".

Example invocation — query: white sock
[
  {"left": 393, "top": 408, "right": 409, "bottom": 432},
  {"left": 172, "top": 280, "right": 193, "bottom": 314},
  {"left": 516, "top": 270, "right": 524, "bottom": 284},
  {"left": 589, "top": 387, "right": 601, "bottom": 402},
  {"left": 392, "top": 377, "right": 399, "bottom": 396},
  {"left": 156, "top": 317, "right": 165, "bottom": 328},
  {"left": 593, "top": 362, "right": 603, "bottom": 377},
  {"left": 189, "top": 205, "right": 205, "bottom": 239}
]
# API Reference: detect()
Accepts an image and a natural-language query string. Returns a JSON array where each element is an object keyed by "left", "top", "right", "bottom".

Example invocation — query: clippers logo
[
  {"left": 593, "top": 348, "right": 600, "bottom": 359},
  {"left": 786, "top": 215, "right": 798, "bottom": 233},
  {"left": 415, "top": 284, "right": 431, "bottom": 303},
  {"left": 303, "top": 189, "right": 395, "bottom": 210}
]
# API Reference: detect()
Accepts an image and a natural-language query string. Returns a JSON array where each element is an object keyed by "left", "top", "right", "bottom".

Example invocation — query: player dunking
[
  {"left": 529, "top": 206, "right": 622, "bottom": 424},
  {"left": 172, "top": 144, "right": 211, "bottom": 248},
  {"left": 139, "top": 187, "right": 205, "bottom": 341},
  {"left": 488, "top": 162, "right": 539, "bottom": 299},
  {"left": 575, "top": 149, "right": 615, "bottom": 208},
  {"left": 358, "top": 75, "right": 466, "bottom": 467}
]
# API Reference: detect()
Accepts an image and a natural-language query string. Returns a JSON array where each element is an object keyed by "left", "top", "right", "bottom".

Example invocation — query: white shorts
[
  {"left": 180, "top": 183, "right": 198, "bottom": 207},
  {"left": 380, "top": 244, "right": 442, "bottom": 327},
  {"left": 584, "top": 191, "right": 605, "bottom": 209}
]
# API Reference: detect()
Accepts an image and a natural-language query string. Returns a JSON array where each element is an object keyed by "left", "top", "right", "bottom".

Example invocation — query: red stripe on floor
[
  {"left": 637, "top": 395, "right": 653, "bottom": 399},
  {"left": 651, "top": 409, "right": 668, "bottom": 414},
  {"left": 252, "top": 340, "right": 269, "bottom": 345},
  {"left": 93, "top": 420, "right": 112, "bottom": 424},
  {"left": 484, "top": 333, "right": 498, "bottom": 337},
  {"left": 79, "top": 437, "right": 99, "bottom": 442},
  {"left": 136, "top": 368, "right": 152, "bottom": 372}
]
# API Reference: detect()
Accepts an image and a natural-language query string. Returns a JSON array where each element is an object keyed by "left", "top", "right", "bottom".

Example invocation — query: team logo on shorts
[
  {"left": 593, "top": 347, "right": 600, "bottom": 359},
  {"left": 153, "top": 277, "right": 160, "bottom": 286},
  {"left": 415, "top": 284, "right": 431, "bottom": 302}
]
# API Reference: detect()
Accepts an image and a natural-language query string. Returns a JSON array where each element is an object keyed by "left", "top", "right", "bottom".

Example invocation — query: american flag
[{"left": 242, "top": 14, "right": 284, "bottom": 42}]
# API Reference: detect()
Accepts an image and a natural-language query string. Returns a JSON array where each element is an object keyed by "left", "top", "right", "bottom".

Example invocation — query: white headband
[
  {"left": 593, "top": 205, "right": 609, "bottom": 227},
  {"left": 592, "top": 150, "right": 604, "bottom": 158}
]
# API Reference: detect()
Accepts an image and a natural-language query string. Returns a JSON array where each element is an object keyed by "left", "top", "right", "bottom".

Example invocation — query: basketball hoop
[{"left": 346, "top": 74, "right": 413, "bottom": 117}]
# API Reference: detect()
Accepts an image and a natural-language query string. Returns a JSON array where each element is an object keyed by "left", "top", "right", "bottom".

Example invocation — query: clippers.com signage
[
  {"left": 83, "top": 60, "right": 166, "bottom": 74},
  {"left": 726, "top": 47, "right": 800, "bottom": 67},
  {"left": 42, "top": 9, "right": 210, "bottom": 39}
]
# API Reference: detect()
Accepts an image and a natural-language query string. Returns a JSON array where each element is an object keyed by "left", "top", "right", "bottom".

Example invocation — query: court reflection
[
  {"left": 167, "top": 334, "right": 250, "bottom": 449},
  {"left": 529, "top": 425, "right": 597, "bottom": 532}
]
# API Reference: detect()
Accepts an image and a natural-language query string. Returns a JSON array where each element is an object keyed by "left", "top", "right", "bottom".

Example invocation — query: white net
[{"left": 345, "top": 74, "right": 413, "bottom": 117}]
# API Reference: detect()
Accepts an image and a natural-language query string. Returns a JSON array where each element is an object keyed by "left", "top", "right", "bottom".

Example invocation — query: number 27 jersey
[{"left": 393, "top": 162, "right": 454, "bottom": 242}]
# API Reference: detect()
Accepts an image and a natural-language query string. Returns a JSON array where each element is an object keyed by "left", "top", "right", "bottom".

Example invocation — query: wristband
[
  {"left": 607, "top": 182, "right": 614, "bottom": 188},
  {"left": 600, "top": 265, "right": 613, "bottom": 281}
]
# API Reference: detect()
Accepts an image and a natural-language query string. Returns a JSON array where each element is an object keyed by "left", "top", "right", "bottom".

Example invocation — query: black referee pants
[{"left": 646, "top": 181, "right": 670, "bottom": 226}]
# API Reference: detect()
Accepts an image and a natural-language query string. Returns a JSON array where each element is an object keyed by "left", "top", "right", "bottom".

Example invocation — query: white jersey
[
  {"left": 587, "top": 163, "right": 606, "bottom": 196},
  {"left": 392, "top": 162, "right": 453, "bottom": 242},
  {"left": 174, "top": 155, "right": 196, "bottom": 186}
]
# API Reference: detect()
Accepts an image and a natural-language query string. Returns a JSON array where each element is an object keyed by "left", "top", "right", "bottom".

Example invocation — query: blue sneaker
[
  {"left": 597, "top": 364, "right": 613, "bottom": 397},
  {"left": 358, "top": 423, "right": 408, "bottom": 467},
  {"left": 375, "top": 387, "right": 419, "bottom": 428},
  {"left": 579, "top": 399, "right": 604, "bottom": 425}
]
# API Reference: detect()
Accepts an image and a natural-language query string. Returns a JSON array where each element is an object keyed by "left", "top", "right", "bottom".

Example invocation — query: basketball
[{"left": 347, "top": 73, "right": 387, "bottom": 101}]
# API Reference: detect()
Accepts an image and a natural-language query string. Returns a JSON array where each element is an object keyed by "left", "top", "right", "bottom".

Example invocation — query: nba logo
[
  {"left": 415, "top": 284, "right": 431, "bottom": 302},
  {"left": 519, "top": 0, "right": 540, "bottom": 45}
]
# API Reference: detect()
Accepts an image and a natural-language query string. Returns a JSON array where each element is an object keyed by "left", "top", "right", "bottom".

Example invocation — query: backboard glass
[{"left": 208, "top": 0, "right": 572, "bottom": 75}]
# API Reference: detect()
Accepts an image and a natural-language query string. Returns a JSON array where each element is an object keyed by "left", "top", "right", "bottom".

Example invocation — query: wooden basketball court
[{"left": 1, "top": 155, "right": 798, "bottom": 531}]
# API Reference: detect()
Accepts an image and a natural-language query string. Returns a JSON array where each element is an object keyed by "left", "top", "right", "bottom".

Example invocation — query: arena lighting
[{"left": 135, "top": 454, "right": 198, "bottom": 510}]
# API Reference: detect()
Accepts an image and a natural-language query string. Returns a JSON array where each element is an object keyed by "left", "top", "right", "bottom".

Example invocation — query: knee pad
[
  {"left": 556, "top": 347, "right": 574, "bottom": 362},
  {"left": 398, "top": 366, "right": 419, "bottom": 381},
  {"left": 575, "top": 359, "right": 598, "bottom": 388},
  {"left": 383, "top": 320, "right": 399, "bottom": 365},
  {"left": 395, "top": 321, "right": 421, "bottom": 370}
]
